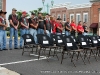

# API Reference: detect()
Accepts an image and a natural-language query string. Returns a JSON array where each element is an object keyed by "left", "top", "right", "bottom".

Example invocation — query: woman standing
[
  {"left": 77, "top": 21, "right": 84, "bottom": 36},
  {"left": 70, "top": 19, "right": 77, "bottom": 36}
]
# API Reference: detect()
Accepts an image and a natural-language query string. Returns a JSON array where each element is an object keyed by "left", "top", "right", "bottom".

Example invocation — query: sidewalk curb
[{"left": 7, "top": 37, "right": 20, "bottom": 40}]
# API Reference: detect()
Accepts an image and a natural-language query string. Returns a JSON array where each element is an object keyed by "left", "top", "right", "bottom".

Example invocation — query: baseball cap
[{"left": 12, "top": 8, "right": 17, "bottom": 11}]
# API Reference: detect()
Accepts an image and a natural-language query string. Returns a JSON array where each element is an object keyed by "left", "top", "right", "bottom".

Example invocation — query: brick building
[
  {"left": 0, "top": 0, "right": 6, "bottom": 11},
  {"left": 50, "top": 1, "right": 100, "bottom": 34}
]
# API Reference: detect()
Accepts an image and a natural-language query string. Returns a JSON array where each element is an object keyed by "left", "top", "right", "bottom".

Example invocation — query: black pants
[
  {"left": 71, "top": 31, "right": 75, "bottom": 36},
  {"left": 78, "top": 33, "right": 82, "bottom": 36}
]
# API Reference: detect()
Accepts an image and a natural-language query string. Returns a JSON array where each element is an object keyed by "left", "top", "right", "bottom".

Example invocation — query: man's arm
[
  {"left": 0, "top": 18, "right": 7, "bottom": 27},
  {"left": 72, "top": 26, "right": 76, "bottom": 31},
  {"left": 9, "top": 20, "right": 15, "bottom": 28},
  {"left": 8, "top": 15, "right": 15, "bottom": 28},
  {"left": 44, "top": 20, "right": 46, "bottom": 33}
]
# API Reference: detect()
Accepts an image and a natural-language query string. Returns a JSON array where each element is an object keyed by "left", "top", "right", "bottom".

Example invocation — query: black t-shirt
[
  {"left": 83, "top": 26, "right": 88, "bottom": 33},
  {"left": 38, "top": 17, "right": 44, "bottom": 29},
  {"left": 44, "top": 19, "right": 51, "bottom": 32},
  {"left": 28, "top": 18, "right": 37, "bottom": 29},
  {"left": 64, "top": 22, "right": 70, "bottom": 31},
  {"left": 8, "top": 14, "right": 18, "bottom": 27},
  {"left": 19, "top": 17, "right": 28, "bottom": 28}
]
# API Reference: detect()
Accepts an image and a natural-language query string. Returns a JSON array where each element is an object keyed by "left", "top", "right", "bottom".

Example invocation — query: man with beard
[
  {"left": 29, "top": 13, "right": 38, "bottom": 44},
  {"left": 19, "top": 11, "right": 29, "bottom": 49},
  {"left": 8, "top": 8, "right": 19, "bottom": 50},
  {"left": 37, "top": 12, "right": 45, "bottom": 34},
  {"left": 44, "top": 14, "right": 52, "bottom": 37}
]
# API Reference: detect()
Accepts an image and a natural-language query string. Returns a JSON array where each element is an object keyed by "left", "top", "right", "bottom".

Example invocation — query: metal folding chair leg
[
  {"left": 38, "top": 47, "right": 42, "bottom": 60},
  {"left": 61, "top": 51, "right": 65, "bottom": 64},
  {"left": 22, "top": 47, "right": 25, "bottom": 56},
  {"left": 70, "top": 52, "right": 76, "bottom": 67},
  {"left": 79, "top": 52, "right": 86, "bottom": 65}
]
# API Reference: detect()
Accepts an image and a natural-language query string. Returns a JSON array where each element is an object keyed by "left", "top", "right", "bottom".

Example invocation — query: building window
[
  {"left": 0, "top": 0, "right": 2, "bottom": 9},
  {"left": 76, "top": 13, "right": 81, "bottom": 24},
  {"left": 63, "top": 14, "right": 66, "bottom": 21},
  {"left": 57, "top": 14, "right": 61, "bottom": 18},
  {"left": 83, "top": 13, "right": 88, "bottom": 23},
  {"left": 70, "top": 14, "right": 74, "bottom": 23}
]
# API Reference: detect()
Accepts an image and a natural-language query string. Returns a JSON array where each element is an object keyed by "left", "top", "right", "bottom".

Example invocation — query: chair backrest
[
  {"left": 63, "top": 36, "right": 78, "bottom": 50},
  {"left": 89, "top": 36, "right": 98, "bottom": 47},
  {"left": 22, "top": 34, "right": 35, "bottom": 45},
  {"left": 70, "top": 35, "right": 77, "bottom": 43},
  {"left": 55, "top": 34, "right": 64, "bottom": 46},
  {"left": 51, "top": 33, "right": 56, "bottom": 44},
  {"left": 37, "top": 34, "right": 53, "bottom": 46},
  {"left": 77, "top": 35, "right": 90, "bottom": 48},
  {"left": 97, "top": 36, "right": 100, "bottom": 46}
]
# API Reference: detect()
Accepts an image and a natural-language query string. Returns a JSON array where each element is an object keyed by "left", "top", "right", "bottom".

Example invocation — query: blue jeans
[
  {"left": 83, "top": 32, "right": 88, "bottom": 36},
  {"left": 2, "top": 30, "right": 7, "bottom": 49},
  {"left": 65, "top": 31, "right": 70, "bottom": 36},
  {"left": 46, "top": 30, "right": 51, "bottom": 37},
  {"left": 29, "top": 28, "right": 38, "bottom": 44},
  {"left": 9, "top": 27, "right": 18, "bottom": 49},
  {"left": 0, "top": 30, "right": 4, "bottom": 50},
  {"left": 37, "top": 28, "right": 44, "bottom": 34},
  {"left": 20, "top": 28, "right": 29, "bottom": 47}
]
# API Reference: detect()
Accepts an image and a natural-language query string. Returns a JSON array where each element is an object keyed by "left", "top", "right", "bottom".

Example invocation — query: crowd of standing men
[{"left": 0, "top": 8, "right": 89, "bottom": 51}]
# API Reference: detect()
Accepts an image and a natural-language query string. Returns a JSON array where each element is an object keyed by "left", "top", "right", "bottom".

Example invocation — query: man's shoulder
[{"left": 9, "top": 14, "right": 12, "bottom": 17}]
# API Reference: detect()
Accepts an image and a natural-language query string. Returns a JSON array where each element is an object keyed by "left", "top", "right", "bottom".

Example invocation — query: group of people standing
[
  {"left": 0, "top": 8, "right": 89, "bottom": 51},
  {"left": 65, "top": 18, "right": 88, "bottom": 36}
]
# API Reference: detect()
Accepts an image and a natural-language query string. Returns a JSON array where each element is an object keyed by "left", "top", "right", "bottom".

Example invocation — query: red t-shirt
[
  {"left": 51, "top": 20, "right": 57, "bottom": 33},
  {"left": 56, "top": 22, "right": 63, "bottom": 33},
  {"left": 70, "top": 23, "right": 77, "bottom": 31},
  {"left": 77, "top": 25, "right": 84, "bottom": 33}
]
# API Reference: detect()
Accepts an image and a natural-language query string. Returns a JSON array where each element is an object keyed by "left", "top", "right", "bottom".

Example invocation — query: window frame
[
  {"left": 83, "top": 13, "right": 88, "bottom": 23},
  {"left": 76, "top": 13, "right": 81, "bottom": 24},
  {"left": 70, "top": 14, "right": 74, "bottom": 23}
]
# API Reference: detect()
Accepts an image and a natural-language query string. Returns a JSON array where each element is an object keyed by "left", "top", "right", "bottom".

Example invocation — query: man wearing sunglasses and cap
[
  {"left": 19, "top": 11, "right": 29, "bottom": 49},
  {"left": 29, "top": 13, "right": 38, "bottom": 44},
  {"left": 8, "top": 8, "right": 19, "bottom": 50},
  {"left": 0, "top": 10, "right": 8, "bottom": 51}
]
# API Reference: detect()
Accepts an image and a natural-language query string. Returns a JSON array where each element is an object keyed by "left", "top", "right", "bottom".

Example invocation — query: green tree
[
  {"left": 16, "top": 10, "right": 29, "bottom": 19},
  {"left": 30, "top": 8, "right": 43, "bottom": 16},
  {"left": 16, "top": 10, "right": 22, "bottom": 19},
  {"left": 38, "top": 8, "right": 42, "bottom": 12},
  {"left": 42, "top": 12, "right": 48, "bottom": 16}
]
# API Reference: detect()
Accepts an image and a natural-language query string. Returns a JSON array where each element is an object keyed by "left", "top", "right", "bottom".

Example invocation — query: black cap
[
  {"left": 31, "top": 13, "right": 35, "bottom": 15},
  {"left": 57, "top": 18, "right": 62, "bottom": 20},
  {"left": 0, "top": 10, "right": 7, "bottom": 14},
  {"left": 46, "top": 13, "right": 49, "bottom": 15}
]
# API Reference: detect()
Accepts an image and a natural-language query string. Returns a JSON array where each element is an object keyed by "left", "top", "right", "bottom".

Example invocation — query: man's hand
[
  {"left": 25, "top": 26, "right": 29, "bottom": 29},
  {"left": 44, "top": 30, "right": 47, "bottom": 34},
  {"left": 14, "top": 26, "right": 18, "bottom": 30}
]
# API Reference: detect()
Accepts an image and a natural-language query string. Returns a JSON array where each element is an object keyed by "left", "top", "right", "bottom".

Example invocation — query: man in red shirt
[
  {"left": 77, "top": 21, "right": 84, "bottom": 35},
  {"left": 51, "top": 16, "right": 57, "bottom": 34},
  {"left": 70, "top": 19, "right": 77, "bottom": 36},
  {"left": 56, "top": 18, "right": 63, "bottom": 34}
]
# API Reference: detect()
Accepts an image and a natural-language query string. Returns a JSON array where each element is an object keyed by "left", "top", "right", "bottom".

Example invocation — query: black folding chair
[
  {"left": 61, "top": 36, "right": 86, "bottom": 67},
  {"left": 70, "top": 35, "right": 77, "bottom": 43},
  {"left": 37, "top": 34, "right": 59, "bottom": 61},
  {"left": 89, "top": 36, "right": 100, "bottom": 57},
  {"left": 22, "top": 34, "right": 38, "bottom": 55},
  {"left": 51, "top": 33, "right": 56, "bottom": 44},
  {"left": 78, "top": 35, "right": 98, "bottom": 62},
  {"left": 55, "top": 34, "right": 65, "bottom": 53}
]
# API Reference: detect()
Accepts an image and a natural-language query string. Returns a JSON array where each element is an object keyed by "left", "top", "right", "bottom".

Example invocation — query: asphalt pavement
[{"left": 1, "top": 38, "right": 100, "bottom": 75}]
